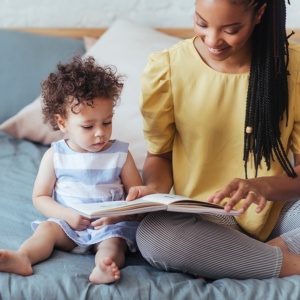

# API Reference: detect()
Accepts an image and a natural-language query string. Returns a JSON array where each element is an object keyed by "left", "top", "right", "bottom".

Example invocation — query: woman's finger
[
  {"left": 208, "top": 178, "right": 245, "bottom": 204},
  {"left": 255, "top": 197, "right": 267, "bottom": 213},
  {"left": 235, "top": 191, "right": 259, "bottom": 213}
]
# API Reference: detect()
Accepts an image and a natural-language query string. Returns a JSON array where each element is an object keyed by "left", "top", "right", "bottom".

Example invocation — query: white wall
[
  {"left": 0, "top": 0, "right": 299, "bottom": 29},
  {"left": 286, "top": 2, "right": 300, "bottom": 29}
]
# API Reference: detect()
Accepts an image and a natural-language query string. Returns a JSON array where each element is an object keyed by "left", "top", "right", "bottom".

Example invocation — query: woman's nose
[{"left": 205, "top": 29, "right": 220, "bottom": 47}]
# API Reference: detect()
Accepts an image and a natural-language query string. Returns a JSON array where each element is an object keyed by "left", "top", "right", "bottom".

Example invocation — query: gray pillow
[{"left": 0, "top": 30, "right": 85, "bottom": 123}]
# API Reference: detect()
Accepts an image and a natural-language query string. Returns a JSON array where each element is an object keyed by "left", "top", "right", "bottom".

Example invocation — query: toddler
[{"left": 0, "top": 56, "right": 143, "bottom": 284}]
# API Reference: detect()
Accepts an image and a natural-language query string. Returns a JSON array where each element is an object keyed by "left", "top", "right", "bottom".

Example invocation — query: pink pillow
[{"left": 0, "top": 97, "right": 66, "bottom": 144}]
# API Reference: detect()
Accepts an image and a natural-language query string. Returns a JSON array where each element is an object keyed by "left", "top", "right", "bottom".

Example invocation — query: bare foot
[
  {"left": 0, "top": 250, "right": 33, "bottom": 276},
  {"left": 89, "top": 257, "right": 120, "bottom": 284}
]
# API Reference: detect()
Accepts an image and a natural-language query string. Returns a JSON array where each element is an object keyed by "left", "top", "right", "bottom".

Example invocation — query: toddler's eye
[
  {"left": 103, "top": 122, "right": 112, "bottom": 126},
  {"left": 82, "top": 126, "right": 93, "bottom": 130}
]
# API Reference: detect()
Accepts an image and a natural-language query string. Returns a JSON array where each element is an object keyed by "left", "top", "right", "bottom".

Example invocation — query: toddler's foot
[
  {"left": 89, "top": 257, "right": 120, "bottom": 284},
  {"left": 0, "top": 250, "right": 33, "bottom": 275}
]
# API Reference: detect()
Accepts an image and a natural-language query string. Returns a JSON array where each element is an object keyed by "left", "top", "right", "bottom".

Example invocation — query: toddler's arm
[
  {"left": 32, "top": 148, "right": 91, "bottom": 230},
  {"left": 120, "top": 151, "right": 143, "bottom": 193},
  {"left": 91, "top": 151, "right": 144, "bottom": 229}
]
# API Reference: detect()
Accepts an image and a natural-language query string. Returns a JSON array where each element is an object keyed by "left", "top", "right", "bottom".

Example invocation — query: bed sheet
[{"left": 0, "top": 131, "right": 300, "bottom": 300}]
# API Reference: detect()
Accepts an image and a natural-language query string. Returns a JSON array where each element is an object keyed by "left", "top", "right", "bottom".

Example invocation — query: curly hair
[{"left": 41, "top": 56, "right": 124, "bottom": 130}]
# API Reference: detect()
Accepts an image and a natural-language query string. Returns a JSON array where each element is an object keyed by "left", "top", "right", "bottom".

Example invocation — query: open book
[{"left": 68, "top": 194, "right": 240, "bottom": 218}]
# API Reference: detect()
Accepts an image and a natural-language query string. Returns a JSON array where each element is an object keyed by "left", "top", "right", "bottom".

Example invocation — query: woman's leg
[
  {"left": 136, "top": 211, "right": 289, "bottom": 279},
  {"left": 268, "top": 200, "right": 300, "bottom": 240},
  {"left": 0, "top": 221, "right": 76, "bottom": 276},
  {"left": 267, "top": 200, "right": 300, "bottom": 255},
  {"left": 89, "top": 237, "right": 127, "bottom": 284}
]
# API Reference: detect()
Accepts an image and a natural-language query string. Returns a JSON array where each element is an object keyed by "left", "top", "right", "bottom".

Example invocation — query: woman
[{"left": 127, "top": 0, "right": 300, "bottom": 279}]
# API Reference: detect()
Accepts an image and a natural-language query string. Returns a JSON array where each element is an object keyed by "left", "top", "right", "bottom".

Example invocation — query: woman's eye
[
  {"left": 103, "top": 122, "right": 112, "bottom": 126},
  {"left": 224, "top": 30, "right": 239, "bottom": 35},
  {"left": 196, "top": 22, "right": 207, "bottom": 28}
]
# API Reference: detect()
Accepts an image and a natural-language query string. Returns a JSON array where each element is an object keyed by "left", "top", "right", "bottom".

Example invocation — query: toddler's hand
[
  {"left": 126, "top": 186, "right": 158, "bottom": 201},
  {"left": 91, "top": 216, "right": 122, "bottom": 230},
  {"left": 64, "top": 208, "right": 91, "bottom": 230}
]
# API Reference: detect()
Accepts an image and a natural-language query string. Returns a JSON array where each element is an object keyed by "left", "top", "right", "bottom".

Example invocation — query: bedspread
[{"left": 0, "top": 131, "right": 300, "bottom": 300}]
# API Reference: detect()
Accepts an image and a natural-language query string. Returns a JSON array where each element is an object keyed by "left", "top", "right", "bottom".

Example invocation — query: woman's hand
[{"left": 207, "top": 178, "right": 268, "bottom": 214}]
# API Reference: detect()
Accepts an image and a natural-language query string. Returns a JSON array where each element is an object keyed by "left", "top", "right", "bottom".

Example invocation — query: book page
[
  {"left": 69, "top": 193, "right": 238, "bottom": 218},
  {"left": 140, "top": 194, "right": 224, "bottom": 208},
  {"left": 69, "top": 197, "right": 167, "bottom": 217},
  {"left": 139, "top": 194, "right": 193, "bottom": 204},
  {"left": 167, "top": 204, "right": 240, "bottom": 215}
]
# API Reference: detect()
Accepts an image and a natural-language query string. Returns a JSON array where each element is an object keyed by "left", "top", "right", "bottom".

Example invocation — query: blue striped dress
[{"left": 32, "top": 139, "right": 139, "bottom": 252}]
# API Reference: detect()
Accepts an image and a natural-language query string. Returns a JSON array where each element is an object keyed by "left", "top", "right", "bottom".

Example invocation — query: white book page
[{"left": 139, "top": 194, "right": 190, "bottom": 204}]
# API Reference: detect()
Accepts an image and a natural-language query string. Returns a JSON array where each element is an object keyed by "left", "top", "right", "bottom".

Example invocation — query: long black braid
[{"left": 243, "top": 0, "right": 297, "bottom": 178}]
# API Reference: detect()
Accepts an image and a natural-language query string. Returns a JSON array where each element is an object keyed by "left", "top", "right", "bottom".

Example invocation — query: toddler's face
[{"left": 61, "top": 97, "right": 114, "bottom": 153}]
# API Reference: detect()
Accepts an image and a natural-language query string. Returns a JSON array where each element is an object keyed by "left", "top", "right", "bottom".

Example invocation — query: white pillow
[
  {"left": 85, "top": 19, "right": 181, "bottom": 170},
  {"left": 0, "top": 18, "right": 181, "bottom": 170},
  {"left": 83, "top": 36, "right": 97, "bottom": 51}
]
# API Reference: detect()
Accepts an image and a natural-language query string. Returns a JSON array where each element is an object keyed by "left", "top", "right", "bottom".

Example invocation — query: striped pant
[{"left": 136, "top": 200, "right": 300, "bottom": 279}]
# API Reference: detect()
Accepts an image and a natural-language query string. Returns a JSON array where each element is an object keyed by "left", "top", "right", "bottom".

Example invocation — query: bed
[{"left": 1, "top": 19, "right": 300, "bottom": 300}]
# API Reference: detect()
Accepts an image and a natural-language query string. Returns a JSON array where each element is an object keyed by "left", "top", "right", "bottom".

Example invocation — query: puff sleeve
[{"left": 139, "top": 50, "right": 175, "bottom": 154}]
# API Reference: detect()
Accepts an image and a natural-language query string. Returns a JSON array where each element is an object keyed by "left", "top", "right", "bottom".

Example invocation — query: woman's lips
[{"left": 207, "top": 45, "right": 230, "bottom": 55}]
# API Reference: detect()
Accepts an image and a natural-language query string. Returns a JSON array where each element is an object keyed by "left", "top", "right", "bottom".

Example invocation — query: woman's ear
[
  {"left": 55, "top": 114, "right": 68, "bottom": 133},
  {"left": 255, "top": 3, "right": 267, "bottom": 24}
]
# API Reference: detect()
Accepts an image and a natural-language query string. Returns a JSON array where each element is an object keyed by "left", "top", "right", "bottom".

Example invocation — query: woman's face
[{"left": 194, "top": 0, "right": 265, "bottom": 66}]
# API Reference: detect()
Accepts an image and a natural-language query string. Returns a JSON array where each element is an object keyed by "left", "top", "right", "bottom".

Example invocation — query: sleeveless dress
[{"left": 32, "top": 139, "right": 139, "bottom": 252}]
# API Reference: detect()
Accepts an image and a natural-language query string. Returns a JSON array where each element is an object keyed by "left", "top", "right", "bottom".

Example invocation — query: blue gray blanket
[{"left": 0, "top": 131, "right": 299, "bottom": 300}]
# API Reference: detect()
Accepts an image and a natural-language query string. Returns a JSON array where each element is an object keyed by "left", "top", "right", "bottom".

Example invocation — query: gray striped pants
[{"left": 136, "top": 200, "right": 300, "bottom": 279}]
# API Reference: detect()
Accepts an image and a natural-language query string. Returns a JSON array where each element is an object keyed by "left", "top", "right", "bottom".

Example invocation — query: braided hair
[{"left": 242, "top": 0, "right": 296, "bottom": 178}]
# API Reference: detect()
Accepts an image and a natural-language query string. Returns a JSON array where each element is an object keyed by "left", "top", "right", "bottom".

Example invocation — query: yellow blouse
[{"left": 140, "top": 37, "right": 300, "bottom": 241}]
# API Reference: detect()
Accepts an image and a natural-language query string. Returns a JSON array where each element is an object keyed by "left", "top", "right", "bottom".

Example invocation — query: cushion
[
  {"left": 83, "top": 36, "right": 97, "bottom": 51},
  {"left": 0, "top": 96, "right": 66, "bottom": 145},
  {"left": 84, "top": 19, "right": 181, "bottom": 170},
  {"left": 0, "top": 19, "right": 181, "bottom": 170},
  {"left": 0, "top": 30, "right": 85, "bottom": 124}
]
